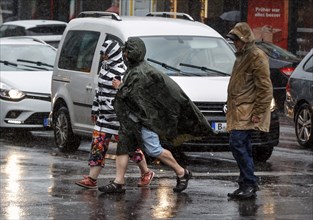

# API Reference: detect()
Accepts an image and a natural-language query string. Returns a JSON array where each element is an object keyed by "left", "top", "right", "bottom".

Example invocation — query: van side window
[
  {"left": 106, "top": 34, "right": 123, "bottom": 46},
  {"left": 58, "top": 30, "right": 100, "bottom": 72}
]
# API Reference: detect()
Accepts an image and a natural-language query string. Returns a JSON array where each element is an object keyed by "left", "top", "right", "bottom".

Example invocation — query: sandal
[
  {"left": 98, "top": 181, "right": 126, "bottom": 194},
  {"left": 173, "top": 169, "right": 192, "bottom": 193}
]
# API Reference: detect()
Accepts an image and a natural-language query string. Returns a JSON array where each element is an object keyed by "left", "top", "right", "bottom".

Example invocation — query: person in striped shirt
[{"left": 75, "top": 39, "right": 154, "bottom": 189}]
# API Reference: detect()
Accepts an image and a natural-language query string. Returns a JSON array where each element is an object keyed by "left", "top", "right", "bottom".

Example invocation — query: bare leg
[
  {"left": 158, "top": 149, "right": 192, "bottom": 192},
  {"left": 157, "top": 149, "right": 185, "bottom": 177},
  {"left": 115, "top": 153, "right": 150, "bottom": 181},
  {"left": 89, "top": 166, "right": 102, "bottom": 179},
  {"left": 97, "top": 154, "right": 128, "bottom": 193},
  {"left": 140, "top": 127, "right": 184, "bottom": 177},
  {"left": 102, "top": 152, "right": 153, "bottom": 191},
  {"left": 137, "top": 154, "right": 150, "bottom": 175},
  {"left": 114, "top": 154, "right": 129, "bottom": 184}
]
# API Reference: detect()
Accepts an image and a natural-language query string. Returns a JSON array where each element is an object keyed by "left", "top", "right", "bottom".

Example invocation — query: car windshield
[
  {"left": 0, "top": 44, "right": 56, "bottom": 71},
  {"left": 255, "top": 41, "right": 299, "bottom": 60},
  {"left": 141, "top": 36, "right": 235, "bottom": 76}
]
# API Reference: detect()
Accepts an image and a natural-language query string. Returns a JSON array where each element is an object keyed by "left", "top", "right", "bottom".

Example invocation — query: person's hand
[
  {"left": 112, "top": 77, "right": 121, "bottom": 89},
  {"left": 251, "top": 115, "right": 260, "bottom": 123},
  {"left": 91, "top": 115, "right": 97, "bottom": 124}
]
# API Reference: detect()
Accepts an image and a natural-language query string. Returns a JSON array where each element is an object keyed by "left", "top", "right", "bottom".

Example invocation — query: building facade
[{"left": 1, "top": 0, "right": 312, "bottom": 56}]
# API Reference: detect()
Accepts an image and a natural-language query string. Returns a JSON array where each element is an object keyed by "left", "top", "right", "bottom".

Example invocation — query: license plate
[
  {"left": 212, "top": 122, "right": 227, "bottom": 133},
  {"left": 43, "top": 118, "right": 49, "bottom": 127}
]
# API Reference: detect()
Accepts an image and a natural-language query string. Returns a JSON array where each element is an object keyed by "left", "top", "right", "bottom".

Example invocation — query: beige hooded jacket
[{"left": 226, "top": 22, "right": 273, "bottom": 132}]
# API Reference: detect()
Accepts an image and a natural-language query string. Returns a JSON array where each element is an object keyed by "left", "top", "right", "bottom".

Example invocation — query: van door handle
[{"left": 86, "top": 85, "right": 92, "bottom": 91}]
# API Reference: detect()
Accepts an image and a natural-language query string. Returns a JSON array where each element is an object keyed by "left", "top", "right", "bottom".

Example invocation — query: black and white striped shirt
[{"left": 92, "top": 40, "right": 126, "bottom": 134}]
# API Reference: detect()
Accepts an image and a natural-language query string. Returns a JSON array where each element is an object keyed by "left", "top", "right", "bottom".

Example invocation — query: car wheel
[
  {"left": 295, "top": 103, "right": 313, "bottom": 148},
  {"left": 253, "top": 145, "right": 273, "bottom": 162},
  {"left": 53, "top": 106, "right": 81, "bottom": 152}
]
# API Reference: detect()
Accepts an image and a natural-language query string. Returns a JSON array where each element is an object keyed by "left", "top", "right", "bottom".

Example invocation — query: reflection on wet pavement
[{"left": 1, "top": 127, "right": 312, "bottom": 219}]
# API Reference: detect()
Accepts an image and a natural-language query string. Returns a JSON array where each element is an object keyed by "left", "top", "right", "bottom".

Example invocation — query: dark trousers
[{"left": 229, "top": 130, "right": 259, "bottom": 188}]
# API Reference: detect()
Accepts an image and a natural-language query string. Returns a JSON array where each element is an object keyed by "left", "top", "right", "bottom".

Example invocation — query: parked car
[
  {"left": 285, "top": 48, "right": 313, "bottom": 148},
  {"left": 227, "top": 40, "right": 301, "bottom": 111},
  {"left": 0, "top": 37, "right": 56, "bottom": 131},
  {"left": 0, "top": 20, "right": 67, "bottom": 48},
  {"left": 50, "top": 11, "right": 279, "bottom": 162}
]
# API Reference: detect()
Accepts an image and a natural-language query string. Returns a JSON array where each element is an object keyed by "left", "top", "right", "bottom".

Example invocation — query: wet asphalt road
[{"left": 0, "top": 114, "right": 312, "bottom": 220}]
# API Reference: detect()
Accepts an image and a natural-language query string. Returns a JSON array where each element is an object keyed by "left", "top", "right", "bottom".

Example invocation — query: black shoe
[
  {"left": 98, "top": 181, "right": 126, "bottom": 194},
  {"left": 228, "top": 185, "right": 258, "bottom": 199},
  {"left": 173, "top": 169, "right": 192, "bottom": 193},
  {"left": 253, "top": 185, "right": 260, "bottom": 192},
  {"left": 237, "top": 181, "right": 259, "bottom": 192},
  {"left": 227, "top": 188, "right": 243, "bottom": 198},
  {"left": 236, "top": 186, "right": 257, "bottom": 200}
]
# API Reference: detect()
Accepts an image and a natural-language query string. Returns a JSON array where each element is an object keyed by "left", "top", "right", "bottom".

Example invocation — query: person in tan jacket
[{"left": 226, "top": 22, "right": 273, "bottom": 199}]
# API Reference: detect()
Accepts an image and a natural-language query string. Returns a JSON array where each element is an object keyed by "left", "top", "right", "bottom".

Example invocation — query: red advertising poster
[{"left": 247, "top": 0, "right": 289, "bottom": 49}]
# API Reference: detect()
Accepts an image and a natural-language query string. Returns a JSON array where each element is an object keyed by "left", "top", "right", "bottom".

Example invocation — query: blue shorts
[{"left": 141, "top": 127, "right": 164, "bottom": 157}]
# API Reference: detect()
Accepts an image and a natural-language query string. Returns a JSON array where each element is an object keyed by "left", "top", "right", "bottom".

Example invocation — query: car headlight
[
  {"left": 0, "top": 82, "right": 25, "bottom": 101},
  {"left": 270, "top": 98, "right": 276, "bottom": 112}
]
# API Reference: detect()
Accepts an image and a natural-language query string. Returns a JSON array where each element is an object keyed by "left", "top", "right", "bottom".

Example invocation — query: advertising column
[{"left": 247, "top": 0, "right": 288, "bottom": 49}]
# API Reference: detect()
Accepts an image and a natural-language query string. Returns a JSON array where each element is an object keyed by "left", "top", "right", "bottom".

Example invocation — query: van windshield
[{"left": 141, "top": 36, "right": 235, "bottom": 76}]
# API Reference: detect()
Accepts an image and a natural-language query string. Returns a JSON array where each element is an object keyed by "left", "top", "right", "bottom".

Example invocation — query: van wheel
[
  {"left": 53, "top": 107, "right": 81, "bottom": 152},
  {"left": 253, "top": 145, "right": 273, "bottom": 162},
  {"left": 295, "top": 103, "right": 313, "bottom": 148}
]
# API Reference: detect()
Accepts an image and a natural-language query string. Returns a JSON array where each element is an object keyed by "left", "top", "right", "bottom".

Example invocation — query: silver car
[
  {"left": 0, "top": 37, "right": 56, "bottom": 131},
  {"left": 285, "top": 48, "right": 313, "bottom": 148}
]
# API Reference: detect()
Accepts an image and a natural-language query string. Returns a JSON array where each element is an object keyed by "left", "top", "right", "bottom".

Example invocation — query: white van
[{"left": 50, "top": 12, "right": 279, "bottom": 162}]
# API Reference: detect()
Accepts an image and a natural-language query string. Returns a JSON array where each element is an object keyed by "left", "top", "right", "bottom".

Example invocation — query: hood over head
[
  {"left": 227, "top": 22, "right": 255, "bottom": 43},
  {"left": 124, "top": 37, "right": 146, "bottom": 64},
  {"left": 100, "top": 39, "right": 123, "bottom": 61}
]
